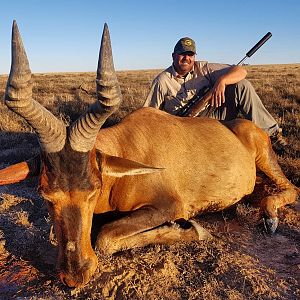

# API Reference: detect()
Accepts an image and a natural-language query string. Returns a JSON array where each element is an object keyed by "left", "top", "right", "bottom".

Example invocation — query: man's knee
[
  {"left": 234, "top": 79, "right": 260, "bottom": 107},
  {"left": 235, "top": 79, "right": 254, "bottom": 92},
  {"left": 225, "top": 79, "right": 254, "bottom": 98}
]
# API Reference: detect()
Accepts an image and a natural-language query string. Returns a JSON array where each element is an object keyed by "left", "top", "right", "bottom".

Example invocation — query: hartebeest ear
[
  {"left": 0, "top": 155, "right": 41, "bottom": 185},
  {"left": 97, "top": 152, "right": 164, "bottom": 178}
]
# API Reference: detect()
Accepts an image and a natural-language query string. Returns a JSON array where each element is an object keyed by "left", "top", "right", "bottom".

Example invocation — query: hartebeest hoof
[
  {"left": 262, "top": 216, "right": 279, "bottom": 234},
  {"left": 189, "top": 219, "right": 214, "bottom": 240}
]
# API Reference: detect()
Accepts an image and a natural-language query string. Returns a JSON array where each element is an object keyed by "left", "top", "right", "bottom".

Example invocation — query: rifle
[{"left": 176, "top": 32, "right": 272, "bottom": 117}]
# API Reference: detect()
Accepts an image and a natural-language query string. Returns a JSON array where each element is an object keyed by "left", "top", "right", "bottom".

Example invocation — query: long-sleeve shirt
[{"left": 144, "top": 61, "right": 231, "bottom": 115}]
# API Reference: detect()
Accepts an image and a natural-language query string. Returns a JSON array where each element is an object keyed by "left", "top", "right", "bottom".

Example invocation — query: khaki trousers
[{"left": 197, "top": 79, "right": 278, "bottom": 135}]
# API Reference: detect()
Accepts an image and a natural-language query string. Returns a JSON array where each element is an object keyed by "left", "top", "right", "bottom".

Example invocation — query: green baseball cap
[{"left": 173, "top": 37, "right": 196, "bottom": 54}]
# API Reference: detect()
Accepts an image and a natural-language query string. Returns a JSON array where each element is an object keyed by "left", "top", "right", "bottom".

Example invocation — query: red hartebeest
[{"left": 0, "top": 21, "right": 298, "bottom": 288}]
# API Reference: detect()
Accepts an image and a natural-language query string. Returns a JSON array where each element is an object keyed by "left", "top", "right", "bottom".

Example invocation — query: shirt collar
[{"left": 171, "top": 64, "right": 195, "bottom": 79}]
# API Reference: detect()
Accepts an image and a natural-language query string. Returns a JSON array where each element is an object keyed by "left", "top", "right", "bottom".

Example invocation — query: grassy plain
[{"left": 0, "top": 64, "right": 299, "bottom": 299}]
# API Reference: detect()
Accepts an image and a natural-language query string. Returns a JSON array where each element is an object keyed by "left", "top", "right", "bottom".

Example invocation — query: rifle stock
[
  {"left": 177, "top": 89, "right": 213, "bottom": 117},
  {"left": 185, "top": 89, "right": 213, "bottom": 117}
]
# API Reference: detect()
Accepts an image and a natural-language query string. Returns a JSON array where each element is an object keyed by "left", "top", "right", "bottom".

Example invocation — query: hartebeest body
[{"left": 0, "top": 21, "right": 298, "bottom": 288}]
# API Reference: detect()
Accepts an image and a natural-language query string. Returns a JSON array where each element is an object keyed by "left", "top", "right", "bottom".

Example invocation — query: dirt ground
[
  {"left": 0, "top": 66, "right": 299, "bottom": 299},
  {"left": 0, "top": 167, "right": 299, "bottom": 299}
]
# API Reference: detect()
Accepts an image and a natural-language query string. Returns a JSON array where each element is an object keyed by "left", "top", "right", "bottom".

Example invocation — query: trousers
[{"left": 197, "top": 79, "right": 278, "bottom": 135}]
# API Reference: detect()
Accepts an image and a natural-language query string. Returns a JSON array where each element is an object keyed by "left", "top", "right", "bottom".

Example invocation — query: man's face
[{"left": 172, "top": 51, "right": 195, "bottom": 76}]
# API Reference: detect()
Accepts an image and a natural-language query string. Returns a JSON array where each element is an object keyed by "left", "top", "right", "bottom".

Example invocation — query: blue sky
[{"left": 0, "top": 0, "right": 299, "bottom": 73}]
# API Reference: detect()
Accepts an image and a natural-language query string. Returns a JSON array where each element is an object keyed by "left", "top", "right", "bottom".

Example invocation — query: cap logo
[{"left": 184, "top": 40, "right": 192, "bottom": 46}]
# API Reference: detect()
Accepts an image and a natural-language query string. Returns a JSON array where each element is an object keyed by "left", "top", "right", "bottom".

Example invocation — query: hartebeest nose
[
  {"left": 60, "top": 273, "right": 77, "bottom": 288},
  {"left": 59, "top": 266, "right": 94, "bottom": 288},
  {"left": 59, "top": 254, "right": 98, "bottom": 287}
]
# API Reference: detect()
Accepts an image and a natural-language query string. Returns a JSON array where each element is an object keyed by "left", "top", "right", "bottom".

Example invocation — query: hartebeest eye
[
  {"left": 45, "top": 199, "right": 55, "bottom": 211},
  {"left": 43, "top": 197, "right": 58, "bottom": 212}
]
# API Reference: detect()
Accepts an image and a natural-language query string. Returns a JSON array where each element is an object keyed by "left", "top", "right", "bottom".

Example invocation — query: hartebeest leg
[
  {"left": 95, "top": 207, "right": 212, "bottom": 254},
  {"left": 256, "top": 142, "right": 299, "bottom": 233},
  {"left": 224, "top": 119, "right": 299, "bottom": 233}
]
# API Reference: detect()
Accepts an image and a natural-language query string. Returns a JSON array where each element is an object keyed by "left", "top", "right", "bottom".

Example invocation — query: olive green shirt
[{"left": 144, "top": 61, "right": 231, "bottom": 114}]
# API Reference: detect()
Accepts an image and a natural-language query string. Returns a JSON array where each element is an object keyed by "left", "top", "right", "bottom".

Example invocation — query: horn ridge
[
  {"left": 69, "top": 23, "right": 122, "bottom": 152},
  {"left": 96, "top": 23, "right": 122, "bottom": 106},
  {"left": 5, "top": 21, "right": 66, "bottom": 153}
]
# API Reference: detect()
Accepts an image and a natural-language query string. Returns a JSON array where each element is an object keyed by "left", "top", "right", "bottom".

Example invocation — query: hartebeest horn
[
  {"left": 5, "top": 20, "right": 66, "bottom": 153},
  {"left": 69, "top": 23, "right": 122, "bottom": 152}
]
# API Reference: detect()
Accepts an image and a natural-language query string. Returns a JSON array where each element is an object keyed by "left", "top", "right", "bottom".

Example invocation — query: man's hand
[
  {"left": 210, "top": 79, "right": 226, "bottom": 107},
  {"left": 209, "top": 65, "right": 247, "bottom": 108},
  {"left": 185, "top": 65, "right": 247, "bottom": 117}
]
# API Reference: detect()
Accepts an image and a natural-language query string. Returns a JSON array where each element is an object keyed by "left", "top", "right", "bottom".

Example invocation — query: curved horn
[
  {"left": 5, "top": 20, "right": 66, "bottom": 153},
  {"left": 69, "top": 23, "right": 122, "bottom": 152}
]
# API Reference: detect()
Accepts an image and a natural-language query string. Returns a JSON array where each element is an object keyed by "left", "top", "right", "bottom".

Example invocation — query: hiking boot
[{"left": 270, "top": 128, "right": 288, "bottom": 152}]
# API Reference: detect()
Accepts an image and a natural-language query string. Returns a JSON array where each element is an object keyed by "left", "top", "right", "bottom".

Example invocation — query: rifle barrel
[
  {"left": 236, "top": 56, "right": 248, "bottom": 66},
  {"left": 237, "top": 32, "right": 272, "bottom": 65},
  {"left": 246, "top": 32, "right": 272, "bottom": 58}
]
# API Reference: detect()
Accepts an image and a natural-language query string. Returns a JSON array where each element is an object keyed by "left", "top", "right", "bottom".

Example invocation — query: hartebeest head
[{"left": 2, "top": 21, "right": 126, "bottom": 287}]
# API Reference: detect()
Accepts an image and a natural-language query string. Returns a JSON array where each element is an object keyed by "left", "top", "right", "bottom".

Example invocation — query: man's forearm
[{"left": 218, "top": 65, "right": 247, "bottom": 85}]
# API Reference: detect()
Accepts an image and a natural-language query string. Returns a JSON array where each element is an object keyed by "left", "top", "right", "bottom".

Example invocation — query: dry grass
[{"left": 0, "top": 64, "right": 299, "bottom": 299}]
